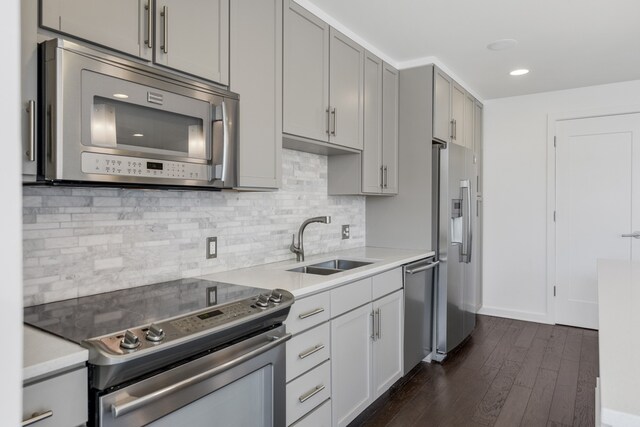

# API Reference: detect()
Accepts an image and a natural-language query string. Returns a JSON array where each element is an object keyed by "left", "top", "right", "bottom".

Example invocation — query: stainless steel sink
[
  {"left": 287, "top": 259, "right": 373, "bottom": 275},
  {"left": 287, "top": 266, "right": 342, "bottom": 275}
]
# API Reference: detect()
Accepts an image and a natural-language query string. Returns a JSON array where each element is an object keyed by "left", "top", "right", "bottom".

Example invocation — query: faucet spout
[{"left": 290, "top": 216, "right": 332, "bottom": 262}]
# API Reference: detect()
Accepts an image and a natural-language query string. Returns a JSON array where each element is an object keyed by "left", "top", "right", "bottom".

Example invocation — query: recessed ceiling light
[
  {"left": 133, "top": 133, "right": 144, "bottom": 137},
  {"left": 113, "top": 93, "right": 129, "bottom": 99},
  {"left": 487, "top": 39, "right": 518, "bottom": 51},
  {"left": 509, "top": 69, "right": 530, "bottom": 76}
]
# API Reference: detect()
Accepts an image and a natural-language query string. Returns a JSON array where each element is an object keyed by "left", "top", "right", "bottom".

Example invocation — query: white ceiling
[{"left": 301, "top": 0, "right": 640, "bottom": 100}]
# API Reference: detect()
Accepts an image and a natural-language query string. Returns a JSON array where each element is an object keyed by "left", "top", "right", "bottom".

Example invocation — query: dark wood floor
[{"left": 356, "top": 315, "right": 599, "bottom": 427}]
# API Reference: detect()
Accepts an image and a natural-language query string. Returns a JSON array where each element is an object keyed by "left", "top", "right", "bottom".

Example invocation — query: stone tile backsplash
[{"left": 23, "top": 149, "right": 365, "bottom": 306}]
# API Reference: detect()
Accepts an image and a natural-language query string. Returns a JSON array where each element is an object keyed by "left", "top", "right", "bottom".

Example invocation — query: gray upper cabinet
[
  {"left": 283, "top": 0, "right": 330, "bottom": 143},
  {"left": 22, "top": 0, "right": 38, "bottom": 181},
  {"left": 229, "top": 0, "right": 282, "bottom": 189},
  {"left": 329, "top": 55, "right": 398, "bottom": 196},
  {"left": 361, "top": 51, "right": 383, "bottom": 194},
  {"left": 464, "top": 92, "right": 475, "bottom": 150},
  {"left": 40, "top": 0, "right": 229, "bottom": 85},
  {"left": 155, "top": 0, "right": 229, "bottom": 85},
  {"left": 451, "top": 82, "right": 466, "bottom": 146},
  {"left": 283, "top": 0, "right": 364, "bottom": 152},
  {"left": 433, "top": 67, "right": 452, "bottom": 143},
  {"left": 41, "top": 0, "right": 149, "bottom": 59},
  {"left": 329, "top": 28, "right": 364, "bottom": 151},
  {"left": 474, "top": 101, "right": 483, "bottom": 195},
  {"left": 381, "top": 62, "right": 399, "bottom": 194}
]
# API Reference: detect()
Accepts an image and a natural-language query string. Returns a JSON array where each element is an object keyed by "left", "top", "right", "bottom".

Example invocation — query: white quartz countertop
[
  {"left": 597, "top": 259, "right": 640, "bottom": 426},
  {"left": 23, "top": 325, "right": 88, "bottom": 383},
  {"left": 200, "top": 246, "right": 434, "bottom": 297}
]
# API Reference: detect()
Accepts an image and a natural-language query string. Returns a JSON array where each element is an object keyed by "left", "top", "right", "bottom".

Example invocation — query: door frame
[{"left": 546, "top": 105, "right": 640, "bottom": 325}]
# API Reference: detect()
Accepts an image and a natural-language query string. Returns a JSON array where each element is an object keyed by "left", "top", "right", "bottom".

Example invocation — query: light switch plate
[
  {"left": 206, "top": 237, "right": 217, "bottom": 259},
  {"left": 342, "top": 225, "right": 350, "bottom": 240}
]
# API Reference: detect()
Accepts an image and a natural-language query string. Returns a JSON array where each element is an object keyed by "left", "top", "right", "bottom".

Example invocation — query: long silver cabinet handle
[
  {"left": 161, "top": 6, "right": 168, "bottom": 53},
  {"left": 406, "top": 260, "right": 439, "bottom": 274},
  {"left": 376, "top": 309, "right": 381, "bottom": 339},
  {"left": 145, "top": 0, "right": 153, "bottom": 48},
  {"left": 299, "top": 384, "right": 325, "bottom": 403},
  {"left": 22, "top": 410, "right": 53, "bottom": 426},
  {"left": 450, "top": 119, "right": 455, "bottom": 140},
  {"left": 26, "top": 100, "right": 36, "bottom": 162},
  {"left": 370, "top": 311, "right": 376, "bottom": 340},
  {"left": 298, "top": 307, "right": 324, "bottom": 320},
  {"left": 112, "top": 333, "right": 291, "bottom": 417},
  {"left": 383, "top": 166, "right": 388, "bottom": 188},
  {"left": 330, "top": 108, "right": 337, "bottom": 136},
  {"left": 326, "top": 108, "right": 330, "bottom": 135},
  {"left": 298, "top": 344, "right": 325, "bottom": 360},
  {"left": 621, "top": 232, "right": 640, "bottom": 238},
  {"left": 380, "top": 165, "right": 384, "bottom": 188}
]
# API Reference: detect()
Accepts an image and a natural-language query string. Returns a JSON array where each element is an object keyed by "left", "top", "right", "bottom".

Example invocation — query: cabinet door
[
  {"left": 382, "top": 62, "right": 399, "bottom": 194},
  {"left": 451, "top": 82, "right": 466, "bottom": 146},
  {"left": 433, "top": 67, "right": 452, "bottom": 143},
  {"left": 41, "top": 0, "right": 149, "bottom": 59},
  {"left": 155, "top": 0, "right": 229, "bottom": 85},
  {"left": 230, "top": 0, "right": 282, "bottom": 189},
  {"left": 464, "top": 93, "right": 475, "bottom": 150},
  {"left": 22, "top": 0, "right": 38, "bottom": 180},
  {"left": 283, "top": 0, "right": 330, "bottom": 142},
  {"left": 372, "top": 290, "right": 403, "bottom": 398},
  {"left": 474, "top": 101, "right": 483, "bottom": 195},
  {"left": 361, "top": 51, "right": 383, "bottom": 194},
  {"left": 329, "top": 28, "right": 364, "bottom": 150},
  {"left": 331, "top": 304, "right": 373, "bottom": 427}
]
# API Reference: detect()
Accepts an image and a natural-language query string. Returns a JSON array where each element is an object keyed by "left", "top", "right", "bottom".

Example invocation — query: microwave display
[{"left": 147, "top": 162, "right": 163, "bottom": 171}]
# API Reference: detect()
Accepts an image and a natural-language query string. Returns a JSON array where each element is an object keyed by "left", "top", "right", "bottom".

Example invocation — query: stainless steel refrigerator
[{"left": 432, "top": 140, "right": 477, "bottom": 362}]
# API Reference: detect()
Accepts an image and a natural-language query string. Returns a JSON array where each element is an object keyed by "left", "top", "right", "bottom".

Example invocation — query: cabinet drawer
[
  {"left": 290, "top": 398, "right": 331, "bottom": 427},
  {"left": 331, "top": 277, "right": 372, "bottom": 317},
  {"left": 372, "top": 267, "right": 403, "bottom": 300},
  {"left": 286, "top": 292, "right": 331, "bottom": 334},
  {"left": 23, "top": 367, "right": 87, "bottom": 427},
  {"left": 287, "top": 322, "right": 331, "bottom": 382},
  {"left": 286, "top": 360, "right": 331, "bottom": 426}
]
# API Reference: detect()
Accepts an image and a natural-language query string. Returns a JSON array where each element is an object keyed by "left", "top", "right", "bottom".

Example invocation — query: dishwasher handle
[{"left": 405, "top": 260, "right": 439, "bottom": 275}]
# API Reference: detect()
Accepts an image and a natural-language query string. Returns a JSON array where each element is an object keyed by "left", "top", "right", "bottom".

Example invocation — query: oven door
[{"left": 97, "top": 326, "right": 290, "bottom": 427}]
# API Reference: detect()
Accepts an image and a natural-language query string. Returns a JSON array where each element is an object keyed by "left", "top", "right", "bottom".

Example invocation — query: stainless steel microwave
[{"left": 38, "top": 39, "right": 239, "bottom": 189}]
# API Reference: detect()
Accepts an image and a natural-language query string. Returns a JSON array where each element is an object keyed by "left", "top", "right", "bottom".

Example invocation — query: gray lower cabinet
[
  {"left": 40, "top": 0, "right": 229, "bottom": 85},
  {"left": 328, "top": 56, "right": 398, "bottom": 196},
  {"left": 230, "top": 0, "right": 282, "bottom": 189},
  {"left": 283, "top": 0, "right": 364, "bottom": 151},
  {"left": 22, "top": 367, "right": 88, "bottom": 427}
]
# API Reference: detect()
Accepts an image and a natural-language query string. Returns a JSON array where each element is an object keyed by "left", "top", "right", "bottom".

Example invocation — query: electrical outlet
[
  {"left": 206, "top": 237, "right": 217, "bottom": 259},
  {"left": 342, "top": 225, "right": 350, "bottom": 240}
]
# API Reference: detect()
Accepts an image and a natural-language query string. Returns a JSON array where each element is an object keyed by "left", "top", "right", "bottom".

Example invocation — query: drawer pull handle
[
  {"left": 298, "top": 384, "right": 325, "bottom": 403},
  {"left": 298, "top": 344, "right": 325, "bottom": 360},
  {"left": 22, "top": 410, "right": 53, "bottom": 426},
  {"left": 298, "top": 307, "right": 324, "bottom": 320}
]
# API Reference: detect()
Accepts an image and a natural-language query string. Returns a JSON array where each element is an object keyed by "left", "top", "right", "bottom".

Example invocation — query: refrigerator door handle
[{"left": 460, "top": 180, "right": 472, "bottom": 263}]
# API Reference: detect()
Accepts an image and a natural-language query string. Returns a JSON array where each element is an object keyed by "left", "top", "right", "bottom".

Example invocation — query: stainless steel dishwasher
[{"left": 403, "top": 257, "right": 439, "bottom": 375}]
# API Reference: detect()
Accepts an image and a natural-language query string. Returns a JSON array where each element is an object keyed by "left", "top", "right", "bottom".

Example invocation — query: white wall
[
  {"left": 482, "top": 79, "right": 640, "bottom": 323},
  {"left": 0, "top": 0, "right": 23, "bottom": 423}
]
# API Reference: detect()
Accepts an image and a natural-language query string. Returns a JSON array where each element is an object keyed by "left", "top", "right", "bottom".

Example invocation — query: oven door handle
[{"left": 111, "top": 332, "right": 292, "bottom": 418}]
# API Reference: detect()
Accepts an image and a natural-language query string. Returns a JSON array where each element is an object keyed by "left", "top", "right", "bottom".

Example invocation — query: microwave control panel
[{"left": 81, "top": 152, "right": 210, "bottom": 181}]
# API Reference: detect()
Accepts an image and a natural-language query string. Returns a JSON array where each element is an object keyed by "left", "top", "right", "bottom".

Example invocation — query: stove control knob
[
  {"left": 256, "top": 294, "right": 270, "bottom": 308},
  {"left": 146, "top": 324, "right": 165, "bottom": 342},
  {"left": 120, "top": 330, "right": 141, "bottom": 350},
  {"left": 269, "top": 291, "right": 282, "bottom": 304}
]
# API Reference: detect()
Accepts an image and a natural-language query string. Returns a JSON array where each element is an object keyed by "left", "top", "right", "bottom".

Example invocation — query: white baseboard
[{"left": 477, "top": 306, "right": 552, "bottom": 324}]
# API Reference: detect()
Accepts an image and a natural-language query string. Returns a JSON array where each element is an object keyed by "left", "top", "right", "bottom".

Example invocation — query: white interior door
[{"left": 556, "top": 113, "right": 640, "bottom": 329}]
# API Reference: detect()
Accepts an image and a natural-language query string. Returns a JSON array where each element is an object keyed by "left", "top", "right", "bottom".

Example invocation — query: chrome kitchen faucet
[{"left": 290, "top": 216, "right": 332, "bottom": 262}]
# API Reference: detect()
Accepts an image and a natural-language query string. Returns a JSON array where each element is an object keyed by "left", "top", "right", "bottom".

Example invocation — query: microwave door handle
[{"left": 220, "top": 100, "right": 230, "bottom": 184}]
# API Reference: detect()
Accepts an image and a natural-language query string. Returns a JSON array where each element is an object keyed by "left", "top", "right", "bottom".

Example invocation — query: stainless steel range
[{"left": 24, "top": 278, "right": 294, "bottom": 427}]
